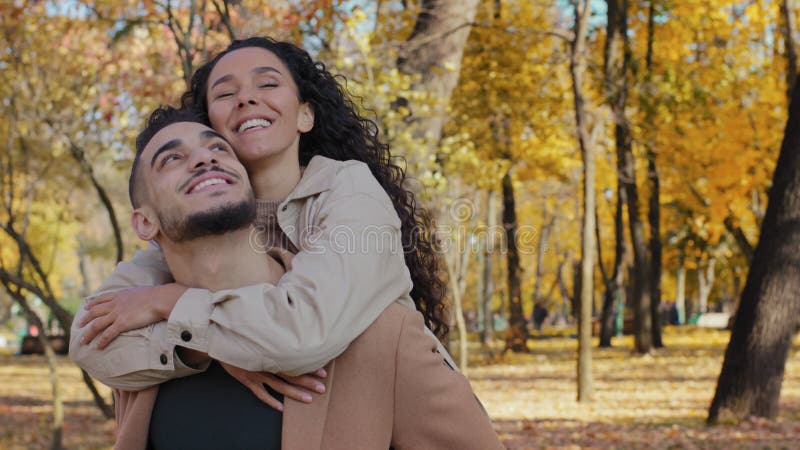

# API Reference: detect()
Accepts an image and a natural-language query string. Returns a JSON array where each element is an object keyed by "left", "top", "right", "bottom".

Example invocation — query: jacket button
[
  {"left": 281, "top": 204, "right": 288, "bottom": 212},
  {"left": 181, "top": 330, "right": 192, "bottom": 342},
  {"left": 160, "top": 354, "right": 168, "bottom": 365}
]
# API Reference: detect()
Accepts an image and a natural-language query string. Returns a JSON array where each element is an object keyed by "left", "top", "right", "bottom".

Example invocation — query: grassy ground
[
  {"left": 469, "top": 326, "right": 800, "bottom": 449},
  {"left": 0, "top": 327, "right": 798, "bottom": 449},
  {"left": 0, "top": 351, "right": 115, "bottom": 450}
]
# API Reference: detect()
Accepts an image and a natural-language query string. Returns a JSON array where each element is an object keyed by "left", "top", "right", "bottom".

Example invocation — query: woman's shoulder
[
  {"left": 305, "top": 156, "right": 383, "bottom": 198},
  {"left": 306, "top": 155, "right": 371, "bottom": 176}
]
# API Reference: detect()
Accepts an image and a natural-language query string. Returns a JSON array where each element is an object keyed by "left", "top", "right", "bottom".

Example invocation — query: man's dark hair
[{"left": 129, "top": 106, "right": 208, "bottom": 208}]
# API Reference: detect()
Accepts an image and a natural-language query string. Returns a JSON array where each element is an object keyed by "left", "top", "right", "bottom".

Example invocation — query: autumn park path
[{"left": 1, "top": 327, "right": 798, "bottom": 449}]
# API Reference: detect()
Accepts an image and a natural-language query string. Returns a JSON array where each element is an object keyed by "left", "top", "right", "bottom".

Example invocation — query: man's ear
[
  {"left": 131, "top": 208, "right": 159, "bottom": 241},
  {"left": 298, "top": 103, "right": 314, "bottom": 133}
]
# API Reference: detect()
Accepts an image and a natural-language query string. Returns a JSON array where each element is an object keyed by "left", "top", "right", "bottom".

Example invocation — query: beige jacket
[
  {"left": 113, "top": 304, "right": 504, "bottom": 450},
  {"left": 70, "top": 155, "right": 452, "bottom": 388}
]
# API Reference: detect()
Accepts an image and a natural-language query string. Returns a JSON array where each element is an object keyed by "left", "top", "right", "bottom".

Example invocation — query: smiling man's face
[{"left": 135, "top": 121, "right": 255, "bottom": 243}]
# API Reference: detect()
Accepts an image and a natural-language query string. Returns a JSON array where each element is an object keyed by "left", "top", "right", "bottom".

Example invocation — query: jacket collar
[{"left": 284, "top": 155, "right": 341, "bottom": 202}]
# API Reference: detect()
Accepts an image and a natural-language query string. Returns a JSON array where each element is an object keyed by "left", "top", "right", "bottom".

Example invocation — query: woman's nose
[{"left": 237, "top": 88, "right": 258, "bottom": 108}]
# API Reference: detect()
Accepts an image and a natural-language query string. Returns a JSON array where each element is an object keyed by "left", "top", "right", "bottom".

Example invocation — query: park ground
[{"left": 1, "top": 327, "right": 799, "bottom": 449}]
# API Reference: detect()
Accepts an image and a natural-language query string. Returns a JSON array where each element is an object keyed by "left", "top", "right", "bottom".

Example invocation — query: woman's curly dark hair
[{"left": 180, "top": 37, "right": 449, "bottom": 338}]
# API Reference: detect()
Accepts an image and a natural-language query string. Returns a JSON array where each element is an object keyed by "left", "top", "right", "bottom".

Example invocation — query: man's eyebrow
[
  {"left": 200, "top": 129, "right": 226, "bottom": 141},
  {"left": 151, "top": 139, "right": 182, "bottom": 168}
]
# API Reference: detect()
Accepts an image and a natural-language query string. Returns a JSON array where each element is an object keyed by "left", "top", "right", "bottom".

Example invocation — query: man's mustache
[{"left": 178, "top": 166, "right": 242, "bottom": 193}]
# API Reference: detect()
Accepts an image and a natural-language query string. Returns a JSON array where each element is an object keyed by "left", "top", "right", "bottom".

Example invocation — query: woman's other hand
[{"left": 219, "top": 362, "right": 327, "bottom": 412}]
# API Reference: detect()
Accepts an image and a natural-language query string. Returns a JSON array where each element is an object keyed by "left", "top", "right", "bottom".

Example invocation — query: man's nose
[{"left": 189, "top": 147, "right": 219, "bottom": 170}]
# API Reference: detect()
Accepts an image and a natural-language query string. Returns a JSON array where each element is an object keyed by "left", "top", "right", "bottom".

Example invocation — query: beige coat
[
  {"left": 113, "top": 304, "right": 504, "bottom": 450},
  {"left": 71, "top": 155, "right": 453, "bottom": 387}
]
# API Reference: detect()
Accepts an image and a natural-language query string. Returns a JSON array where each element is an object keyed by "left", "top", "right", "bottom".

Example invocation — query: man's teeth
[
  {"left": 190, "top": 178, "right": 226, "bottom": 193},
  {"left": 238, "top": 118, "right": 272, "bottom": 133}
]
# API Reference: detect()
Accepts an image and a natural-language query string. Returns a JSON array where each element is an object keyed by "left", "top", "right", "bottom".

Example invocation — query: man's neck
[{"left": 159, "top": 227, "right": 273, "bottom": 291}]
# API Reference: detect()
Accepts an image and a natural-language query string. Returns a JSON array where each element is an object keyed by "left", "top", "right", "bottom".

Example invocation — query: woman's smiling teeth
[
  {"left": 238, "top": 118, "right": 272, "bottom": 133},
  {"left": 189, "top": 177, "right": 228, "bottom": 193}
]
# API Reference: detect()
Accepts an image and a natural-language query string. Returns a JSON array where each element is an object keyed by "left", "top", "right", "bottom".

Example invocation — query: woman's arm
[
  {"left": 74, "top": 162, "right": 416, "bottom": 379},
  {"left": 70, "top": 245, "right": 325, "bottom": 404},
  {"left": 69, "top": 243, "right": 205, "bottom": 390}
]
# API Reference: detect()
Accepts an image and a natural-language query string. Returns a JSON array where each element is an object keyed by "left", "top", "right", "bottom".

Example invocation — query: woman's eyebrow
[
  {"left": 253, "top": 66, "right": 281, "bottom": 76},
  {"left": 210, "top": 74, "right": 233, "bottom": 89},
  {"left": 210, "top": 67, "right": 281, "bottom": 90}
]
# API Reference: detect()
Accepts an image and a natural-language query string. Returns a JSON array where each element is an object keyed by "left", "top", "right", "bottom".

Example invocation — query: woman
[{"left": 71, "top": 37, "right": 453, "bottom": 408}]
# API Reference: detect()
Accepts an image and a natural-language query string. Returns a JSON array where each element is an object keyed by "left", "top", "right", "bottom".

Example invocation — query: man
[{"left": 73, "top": 106, "right": 504, "bottom": 449}]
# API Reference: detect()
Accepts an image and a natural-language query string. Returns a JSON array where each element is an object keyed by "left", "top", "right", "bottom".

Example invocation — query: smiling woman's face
[{"left": 205, "top": 47, "right": 314, "bottom": 169}]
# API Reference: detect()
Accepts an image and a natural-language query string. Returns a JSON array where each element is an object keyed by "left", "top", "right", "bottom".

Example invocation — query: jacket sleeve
[
  {"left": 164, "top": 164, "right": 415, "bottom": 376},
  {"left": 392, "top": 309, "right": 505, "bottom": 450},
  {"left": 70, "top": 243, "right": 206, "bottom": 391}
]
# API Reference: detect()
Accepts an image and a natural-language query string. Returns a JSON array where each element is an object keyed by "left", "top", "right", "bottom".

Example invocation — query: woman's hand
[
  {"left": 79, "top": 284, "right": 187, "bottom": 349},
  {"left": 219, "top": 362, "right": 327, "bottom": 412}
]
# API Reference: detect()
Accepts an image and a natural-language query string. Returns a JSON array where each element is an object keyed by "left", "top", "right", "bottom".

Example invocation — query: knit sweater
[{"left": 254, "top": 199, "right": 298, "bottom": 254}]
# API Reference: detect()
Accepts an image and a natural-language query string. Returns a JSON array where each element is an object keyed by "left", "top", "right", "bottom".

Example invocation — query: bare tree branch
[{"left": 212, "top": 0, "right": 236, "bottom": 41}]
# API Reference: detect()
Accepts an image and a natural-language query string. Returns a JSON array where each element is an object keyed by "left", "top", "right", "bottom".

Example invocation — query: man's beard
[{"left": 159, "top": 195, "right": 257, "bottom": 243}]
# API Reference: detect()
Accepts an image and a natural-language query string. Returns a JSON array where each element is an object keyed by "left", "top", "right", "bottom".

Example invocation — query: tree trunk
[
  {"left": 571, "top": 259, "right": 582, "bottom": 321},
  {"left": 708, "top": 80, "right": 800, "bottom": 424},
  {"left": 595, "top": 206, "right": 611, "bottom": 343},
  {"left": 644, "top": 0, "right": 663, "bottom": 348},
  {"left": 675, "top": 253, "right": 686, "bottom": 325},
  {"left": 647, "top": 152, "right": 663, "bottom": 347},
  {"left": 781, "top": 0, "right": 798, "bottom": 101},
  {"left": 445, "top": 247, "right": 471, "bottom": 374},
  {"left": 480, "top": 190, "right": 497, "bottom": 349},
  {"left": 533, "top": 211, "right": 554, "bottom": 306},
  {"left": 397, "top": 0, "right": 480, "bottom": 146},
  {"left": 14, "top": 293, "right": 63, "bottom": 450},
  {"left": 558, "top": 255, "right": 573, "bottom": 322},
  {"left": 80, "top": 369, "right": 114, "bottom": 418},
  {"left": 606, "top": 0, "right": 652, "bottom": 354},
  {"left": 442, "top": 183, "right": 474, "bottom": 373},
  {"left": 623, "top": 133, "right": 653, "bottom": 353},
  {"left": 599, "top": 181, "right": 626, "bottom": 347},
  {"left": 502, "top": 169, "right": 528, "bottom": 352},
  {"left": 571, "top": 0, "right": 595, "bottom": 403},
  {"left": 64, "top": 139, "right": 124, "bottom": 264},
  {"left": 0, "top": 226, "right": 74, "bottom": 328},
  {"left": 697, "top": 258, "right": 716, "bottom": 314},
  {"left": 78, "top": 245, "right": 91, "bottom": 297}
]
